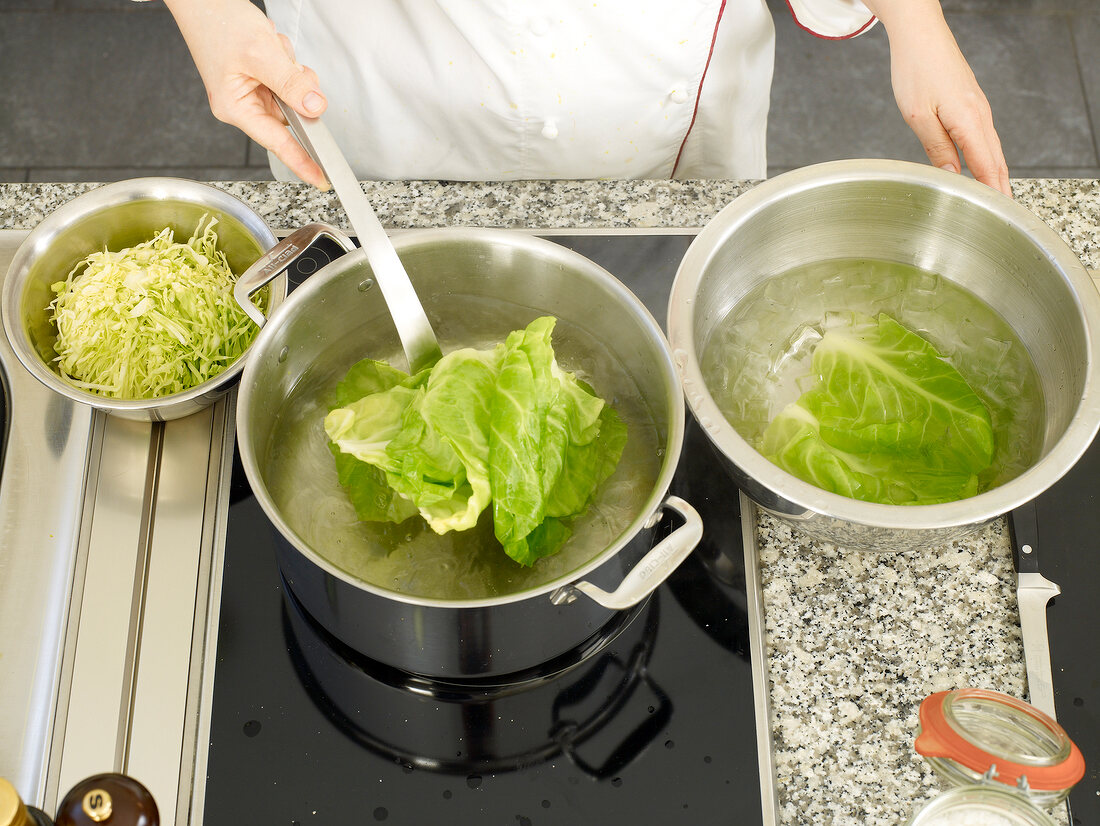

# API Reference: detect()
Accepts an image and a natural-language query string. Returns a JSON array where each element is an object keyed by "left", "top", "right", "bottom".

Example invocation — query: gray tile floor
[{"left": 1, "top": 0, "right": 1098, "bottom": 183}]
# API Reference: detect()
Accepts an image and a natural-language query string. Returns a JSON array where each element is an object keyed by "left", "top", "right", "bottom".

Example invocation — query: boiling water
[
  {"left": 700, "top": 259, "right": 1045, "bottom": 492},
  {"left": 262, "top": 295, "right": 664, "bottom": 601}
]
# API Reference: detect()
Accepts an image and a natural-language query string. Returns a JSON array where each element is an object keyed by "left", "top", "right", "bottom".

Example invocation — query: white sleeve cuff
[{"left": 784, "top": 0, "right": 877, "bottom": 39}]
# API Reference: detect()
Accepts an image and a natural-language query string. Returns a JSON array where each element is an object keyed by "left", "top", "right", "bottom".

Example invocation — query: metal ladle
[{"left": 267, "top": 100, "right": 442, "bottom": 374}]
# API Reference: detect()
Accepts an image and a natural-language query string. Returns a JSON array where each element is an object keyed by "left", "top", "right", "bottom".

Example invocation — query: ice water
[{"left": 700, "top": 258, "right": 1045, "bottom": 493}]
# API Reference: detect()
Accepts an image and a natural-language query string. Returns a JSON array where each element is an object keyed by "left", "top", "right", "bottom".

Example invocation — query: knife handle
[
  {"left": 1009, "top": 500, "right": 1041, "bottom": 575},
  {"left": 1016, "top": 575, "right": 1061, "bottom": 720}
]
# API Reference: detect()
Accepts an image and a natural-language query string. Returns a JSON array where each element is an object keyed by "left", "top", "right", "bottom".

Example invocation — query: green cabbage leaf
[
  {"left": 324, "top": 316, "right": 627, "bottom": 566},
  {"left": 759, "top": 313, "right": 994, "bottom": 505}
]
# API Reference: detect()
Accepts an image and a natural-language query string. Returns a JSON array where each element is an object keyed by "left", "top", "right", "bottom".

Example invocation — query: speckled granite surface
[
  {"left": 3, "top": 176, "right": 1097, "bottom": 825},
  {"left": 0, "top": 179, "right": 758, "bottom": 233},
  {"left": 2, "top": 179, "right": 1098, "bottom": 243}
]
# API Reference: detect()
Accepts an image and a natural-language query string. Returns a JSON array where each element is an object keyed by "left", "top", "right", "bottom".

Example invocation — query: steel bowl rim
[
  {"left": 667, "top": 159, "right": 1100, "bottom": 531},
  {"left": 1, "top": 177, "right": 279, "bottom": 420},
  {"left": 237, "top": 226, "right": 686, "bottom": 609}
]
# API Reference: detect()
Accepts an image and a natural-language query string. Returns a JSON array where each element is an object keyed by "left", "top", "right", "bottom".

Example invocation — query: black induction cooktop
[
  {"left": 200, "top": 234, "right": 768, "bottom": 826},
  {"left": 1029, "top": 434, "right": 1100, "bottom": 825}
]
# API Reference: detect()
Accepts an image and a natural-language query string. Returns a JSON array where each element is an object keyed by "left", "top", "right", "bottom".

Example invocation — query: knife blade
[{"left": 1009, "top": 499, "right": 1061, "bottom": 719}]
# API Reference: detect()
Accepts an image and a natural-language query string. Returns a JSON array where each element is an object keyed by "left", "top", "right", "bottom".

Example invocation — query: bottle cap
[
  {"left": 0, "top": 779, "right": 34, "bottom": 826},
  {"left": 55, "top": 775, "right": 157, "bottom": 826}
]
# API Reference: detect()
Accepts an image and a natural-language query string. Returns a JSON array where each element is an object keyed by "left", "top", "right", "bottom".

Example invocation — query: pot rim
[
  {"left": 667, "top": 159, "right": 1100, "bottom": 531},
  {"left": 1, "top": 177, "right": 279, "bottom": 421},
  {"left": 237, "top": 226, "right": 686, "bottom": 609}
]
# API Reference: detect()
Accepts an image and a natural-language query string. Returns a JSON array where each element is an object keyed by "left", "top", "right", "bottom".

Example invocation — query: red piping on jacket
[
  {"left": 670, "top": 0, "right": 727, "bottom": 179},
  {"left": 784, "top": 1, "right": 877, "bottom": 41}
]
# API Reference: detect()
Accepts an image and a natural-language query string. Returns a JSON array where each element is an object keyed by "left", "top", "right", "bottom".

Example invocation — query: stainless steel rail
[
  {"left": 0, "top": 229, "right": 231, "bottom": 823},
  {"left": 0, "top": 229, "right": 94, "bottom": 806}
]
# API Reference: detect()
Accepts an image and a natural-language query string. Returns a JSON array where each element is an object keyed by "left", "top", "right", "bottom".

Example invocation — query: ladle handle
[
  {"left": 275, "top": 99, "right": 443, "bottom": 374},
  {"left": 551, "top": 496, "right": 703, "bottom": 611},
  {"left": 234, "top": 222, "right": 356, "bottom": 327}
]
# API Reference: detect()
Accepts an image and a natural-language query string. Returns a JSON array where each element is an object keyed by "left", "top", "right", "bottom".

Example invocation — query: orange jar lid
[{"left": 915, "top": 688, "right": 1085, "bottom": 794}]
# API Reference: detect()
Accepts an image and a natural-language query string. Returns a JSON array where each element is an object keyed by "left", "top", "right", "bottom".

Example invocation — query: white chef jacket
[{"left": 264, "top": 0, "right": 875, "bottom": 181}]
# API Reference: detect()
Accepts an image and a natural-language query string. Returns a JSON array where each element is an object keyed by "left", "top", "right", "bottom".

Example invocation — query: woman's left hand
[{"left": 867, "top": 0, "right": 1011, "bottom": 197}]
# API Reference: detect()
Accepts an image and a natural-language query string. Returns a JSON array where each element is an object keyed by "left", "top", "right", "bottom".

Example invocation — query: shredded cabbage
[{"left": 49, "top": 216, "right": 261, "bottom": 400}]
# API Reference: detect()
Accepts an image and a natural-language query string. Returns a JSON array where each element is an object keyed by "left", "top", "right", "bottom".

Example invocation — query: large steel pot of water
[
  {"left": 236, "top": 227, "right": 701, "bottom": 679},
  {"left": 668, "top": 159, "right": 1100, "bottom": 551}
]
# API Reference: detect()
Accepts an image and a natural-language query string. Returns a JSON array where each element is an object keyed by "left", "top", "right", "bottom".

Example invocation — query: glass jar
[
  {"left": 906, "top": 688, "right": 1085, "bottom": 826},
  {"left": 908, "top": 784, "right": 1057, "bottom": 826}
]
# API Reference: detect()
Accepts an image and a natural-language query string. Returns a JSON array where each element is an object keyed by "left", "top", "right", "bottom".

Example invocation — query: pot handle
[
  {"left": 234, "top": 222, "right": 356, "bottom": 327},
  {"left": 551, "top": 495, "right": 703, "bottom": 610}
]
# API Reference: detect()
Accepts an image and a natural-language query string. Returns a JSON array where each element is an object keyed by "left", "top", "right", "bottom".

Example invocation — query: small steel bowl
[{"left": 2, "top": 178, "right": 282, "bottom": 421}]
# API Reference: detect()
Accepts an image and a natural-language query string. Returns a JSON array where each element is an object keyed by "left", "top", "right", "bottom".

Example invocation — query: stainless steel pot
[
  {"left": 668, "top": 160, "right": 1100, "bottom": 551},
  {"left": 2, "top": 178, "right": 282, "bottom": 421},
  {"left": 236, "top": 226, "right": 701, "bottom": 679}
]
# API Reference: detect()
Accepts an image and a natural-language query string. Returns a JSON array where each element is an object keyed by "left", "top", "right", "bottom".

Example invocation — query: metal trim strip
[
  {"left": 127, "top": 407, "right": 218, "bottom": 823},
  {"left": 741, "top": 490, "right": 780, "bottom": 826},
  {"left": 54, "top": 415, "right": 158, "bottom": 798},
  {"left": 120, "top": 422, "right": 166, "bottom": 766},
  {"left": 41, "top": 411, "right": 104, "bottom": 812},
  {"left": 186, "top": 394, "right": 239, "bottom": 826}
]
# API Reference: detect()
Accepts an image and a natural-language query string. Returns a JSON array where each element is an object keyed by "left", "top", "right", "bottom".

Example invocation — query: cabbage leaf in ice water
[
  {"left": 324, "top": 316, "right": 627, "bottom": 566},
  {"left": 759, "top": 313, "right": 994, "bottom": 505}
]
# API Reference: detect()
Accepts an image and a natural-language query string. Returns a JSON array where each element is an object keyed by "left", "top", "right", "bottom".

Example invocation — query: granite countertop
[{"left": 3, "top": 177, "right": 1098, "bottom": 826}]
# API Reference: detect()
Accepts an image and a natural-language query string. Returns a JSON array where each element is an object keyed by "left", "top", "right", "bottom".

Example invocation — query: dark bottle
[
  {"left": 54, "top": 775, "right": 157, "bottom": 826},
  {"left": 0, "top": 777, "right": 54, "bottom": 826}
]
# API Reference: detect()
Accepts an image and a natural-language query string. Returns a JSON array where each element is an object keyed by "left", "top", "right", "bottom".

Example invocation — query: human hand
[
  {"left": 164, "top": 0, "right": 329, "bottom": 189},
  {"left": 867, "top": 0, "right": 1011, "bottom": 197}
]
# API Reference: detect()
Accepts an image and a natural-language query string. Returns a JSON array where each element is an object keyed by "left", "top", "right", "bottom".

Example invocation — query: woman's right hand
[{"left": 164, "top": 0, "right": 329, "bottom": 188}]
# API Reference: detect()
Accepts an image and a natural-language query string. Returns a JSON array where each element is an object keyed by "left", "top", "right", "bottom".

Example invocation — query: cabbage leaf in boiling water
[
  {"left": 324, "top": 316, "right": 627, "bottom": 566},
  {"left": 759, "top": 313, "right": 994, "bottom": 505}
]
